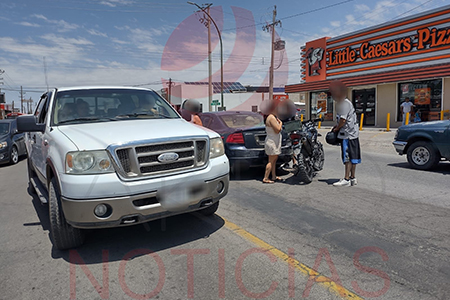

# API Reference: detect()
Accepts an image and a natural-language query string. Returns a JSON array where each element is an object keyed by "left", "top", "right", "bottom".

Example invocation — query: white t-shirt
[
  {"left": 336, "top": 98, "right": 359, "bottom": 140},
  {"left": 401, "top": 101, "right": 414, "bottom": 113}
]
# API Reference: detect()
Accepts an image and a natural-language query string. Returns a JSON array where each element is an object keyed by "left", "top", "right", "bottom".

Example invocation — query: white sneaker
[
  {"left": 333, "top": 179, "right": 351, "bottom": 187},
  {"left": 350, "top": 178, "right": 358, "bottom": 186}
]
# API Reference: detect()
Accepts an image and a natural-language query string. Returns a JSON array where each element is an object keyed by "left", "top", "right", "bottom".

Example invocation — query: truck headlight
[
  {"left": 66, "top": 151, "right": 114, "bottom": 174},
  {"left": 0, "top": 141, "right": 7, "bottom": 149},
  {"left": 210, "top": 137, "right": 225, "bottom": 158}
]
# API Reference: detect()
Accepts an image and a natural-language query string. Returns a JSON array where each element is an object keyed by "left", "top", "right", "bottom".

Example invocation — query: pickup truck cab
[
  {"left": 18, "top": 87, "right": 229, "bottom": 250},
  {"left": 393, "top": 120, "right": 450, "bottom": 170}
]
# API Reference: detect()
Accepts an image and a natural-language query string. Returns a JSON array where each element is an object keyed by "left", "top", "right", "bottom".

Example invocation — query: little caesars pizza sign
[{"left": 328, "top": 26, "right": 450, "bottom": 66}]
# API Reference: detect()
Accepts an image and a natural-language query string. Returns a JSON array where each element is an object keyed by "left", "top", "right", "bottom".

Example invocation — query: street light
[{"left": 187, "top": 1, "right": 224, "bottom": 110}]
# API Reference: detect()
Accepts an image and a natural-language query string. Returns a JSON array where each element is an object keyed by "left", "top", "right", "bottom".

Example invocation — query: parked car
[
  {"left": 17, "top": 87, "right": 229, "bottom": 250},
  {"left": 6, "top": 112, "right": 25, "bottom": 119},
  {"left": 0, "top": 119, "right": 27, "bottom": 165},
  {"left": 199, "top": 111, "right": 292, "bottom": 173},
  {"left": 393, "top": 120, "right": 450, "bottom": 170}
]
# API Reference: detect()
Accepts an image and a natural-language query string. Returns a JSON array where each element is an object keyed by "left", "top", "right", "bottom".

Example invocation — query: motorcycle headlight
[
  {"left": 210, "top": 137, "right": 225, "bottom": 159},
  {"left": 66, "top": 150, "right": 114, "bottom": 174},
  {"left": 0, "top": 141, "right": 7, "bottom": 149}
]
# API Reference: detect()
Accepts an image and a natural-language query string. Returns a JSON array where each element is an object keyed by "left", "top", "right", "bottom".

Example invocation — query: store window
[
  {"left": 310, "top": 91, "right": 334, "bottom": 121},
  {"left": 398, "top": 79, "right": 442, "bottom": 122}
]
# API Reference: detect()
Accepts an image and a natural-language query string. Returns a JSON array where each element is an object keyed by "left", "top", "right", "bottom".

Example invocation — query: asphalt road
[{"left": 0, "top": 141, "right": 449, "bottom": 300}]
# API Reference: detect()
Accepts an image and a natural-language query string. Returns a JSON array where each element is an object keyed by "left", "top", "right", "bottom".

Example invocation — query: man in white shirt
[
  {"left": 330, "top": 80, "right": 361, "bottom": 187},
  {"left": 400, "top": 97, "right": 414, "bottom": 125}
]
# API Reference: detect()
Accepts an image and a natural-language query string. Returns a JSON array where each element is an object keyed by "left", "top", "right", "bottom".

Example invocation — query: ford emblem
[{"left": 158, "top": 152, "right": 179, "bottom": 163}]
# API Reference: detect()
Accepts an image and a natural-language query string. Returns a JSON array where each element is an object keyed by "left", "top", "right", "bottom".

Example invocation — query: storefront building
[{"left": 286, "top": 5, "right": 450, "bottom": 127}]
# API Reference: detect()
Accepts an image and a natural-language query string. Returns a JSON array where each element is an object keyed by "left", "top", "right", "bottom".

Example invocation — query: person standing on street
[
  {"left": 263, "top": 100, "right": 283, "bottom": 184},
  {"left": 400, "top": 97, "right": 414, "bottom": 125},
  {"left": 180, "top": 99, "right": 203, "bottom": 126},
  {"left": 330, "top": 81, "right": 361, "bottom": 187}
]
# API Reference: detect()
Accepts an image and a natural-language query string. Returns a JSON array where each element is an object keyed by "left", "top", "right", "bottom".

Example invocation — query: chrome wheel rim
[
  {"left": 412, "top": 147, "right": 430, "bottom": 166},
  {"left": 11, "top": 147, "right": 18, "bottom": 163}
]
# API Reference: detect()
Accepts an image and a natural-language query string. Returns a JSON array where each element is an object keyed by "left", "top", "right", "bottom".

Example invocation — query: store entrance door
[{"left": 352, "top": 88, "right": 376, "bottom": 126}]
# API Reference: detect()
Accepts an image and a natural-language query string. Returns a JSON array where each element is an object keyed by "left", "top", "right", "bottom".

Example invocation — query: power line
[
  {"left": 390, "top": 0, "right": 434, "bottom": 20},
  {"left": 223, "top": 0, "right": 354, "bottom": 32}
]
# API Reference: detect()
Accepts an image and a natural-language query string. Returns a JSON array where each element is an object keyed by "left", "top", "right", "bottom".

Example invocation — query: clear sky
[{"left": 0, "top": 0, "right": 448, "bottom": 108}]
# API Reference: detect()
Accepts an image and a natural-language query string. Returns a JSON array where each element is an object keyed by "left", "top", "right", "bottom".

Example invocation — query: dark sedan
[
  {"left": 393, "top": 120, "right": 450, "bottom": 170},
  {"left": 0, "top": 119, "right": 27, "bottom": 165},
  {"left": 200, "top": 111, "right": 292, "bottom": 173}
]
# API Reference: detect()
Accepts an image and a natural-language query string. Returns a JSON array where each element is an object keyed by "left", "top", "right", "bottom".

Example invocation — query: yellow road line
[{"left": 223, "top": 218, "right": 364, "bottom": 300}]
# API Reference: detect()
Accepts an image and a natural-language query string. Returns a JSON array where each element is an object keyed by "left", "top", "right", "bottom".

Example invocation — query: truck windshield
[
  {"left": 0, "top": 123, "right": 10, "bottom": 135},
  {"left": 53, "top": 89, "right": 180, "bottom": 125}
]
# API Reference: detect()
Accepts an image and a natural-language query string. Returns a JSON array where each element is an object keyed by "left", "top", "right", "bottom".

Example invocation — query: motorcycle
[{"left": 281, "top": 109, "right": 325, "bottom": 184}]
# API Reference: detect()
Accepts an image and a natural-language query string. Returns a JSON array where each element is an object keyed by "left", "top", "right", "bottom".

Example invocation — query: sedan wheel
[{"left": 10, "top": 146, "right": 19, "bottom": 164}]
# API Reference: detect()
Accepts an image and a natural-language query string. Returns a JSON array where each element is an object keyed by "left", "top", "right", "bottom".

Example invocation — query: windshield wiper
[
  {"left": 115, "top": 113, "right": 175, "bottom": 119},
  {"left": 58, "top": 117, "right": 117, "bottom": 124},
  {"left": 115, "top": 113, "right": 154, "bottom": 118}
]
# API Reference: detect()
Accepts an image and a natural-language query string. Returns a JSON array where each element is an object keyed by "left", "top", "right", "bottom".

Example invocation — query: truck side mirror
[{"left": 17, "top": 115, "right": 45, "bottom": 133}]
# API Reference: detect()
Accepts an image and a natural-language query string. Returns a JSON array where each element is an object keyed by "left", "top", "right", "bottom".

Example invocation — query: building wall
[
  {"left": 376, "top": 83, "right": 398, "bottom": 128},
  {"left": 444, "top": 77, "right": 450, "bottom": 111}
]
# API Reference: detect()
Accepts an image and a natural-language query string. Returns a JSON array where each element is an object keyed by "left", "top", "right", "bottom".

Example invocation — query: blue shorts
[{"left": 341, "top": 138, "right": 361, "bottom": 164}]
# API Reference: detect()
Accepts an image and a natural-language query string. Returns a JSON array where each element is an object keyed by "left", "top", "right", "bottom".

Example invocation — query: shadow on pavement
[
  {"left": 26, "top": 188, "right": 225, "bottom": 264},
  {"left": 388, "top": 162, "right": 450, "bottom": 175},
  {"left": 230, "top": 166, "right": 290, "bottom": 182},
  {"left": 0, "top": 155, "right": 27, "bottom": 169},
  {"left": 26, "top": 187, "right": 51, "bottom": 231},
  {"left": 55, "top": 213, "right": 225, "bottom": 264},
  {"left": 318, "top": 178, "right": 341, "bottom": 185}
]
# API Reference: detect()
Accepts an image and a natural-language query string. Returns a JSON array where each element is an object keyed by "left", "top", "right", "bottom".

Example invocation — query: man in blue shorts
[{"left": 330, "top": 80, "right": 361, "bottom": 187}]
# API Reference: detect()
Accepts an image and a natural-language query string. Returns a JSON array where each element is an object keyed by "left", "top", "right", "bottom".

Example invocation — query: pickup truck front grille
[{"left": 113, "top": 139, "right": 208, "bottom": 179}]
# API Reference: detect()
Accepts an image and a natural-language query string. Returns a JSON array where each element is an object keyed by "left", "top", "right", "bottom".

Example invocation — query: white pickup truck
[{"left": 17, "top": 87, "right": 229, "bottom": 250}]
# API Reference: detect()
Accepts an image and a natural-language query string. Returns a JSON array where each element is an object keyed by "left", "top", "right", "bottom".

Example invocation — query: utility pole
[
  {"left": 188, "top": 2, "right": 222, "bottom": 111},
  {"left": 167, "top": 78, "right": 175, "bottom": 104},
  {"left": 0, "top": 69, "right": 4, "bottom": 95},
  {"left": 263, "top": 6, "right": 281, "bottom": 102},
  {"left": 20, "top": 86, "right": 24, "bottom": 113},
  {"left": 207, "top": 4, "right": 213, "bottom": 112}
]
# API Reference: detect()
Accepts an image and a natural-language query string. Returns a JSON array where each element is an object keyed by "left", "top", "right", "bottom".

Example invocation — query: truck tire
[
  {"left": 48, "top": 177, "right": 85, "bottom": 250},
  {"left": 406, "top": 141, "right": 440, "bottom": 170},
  {"left": 296, "top": 153, "right": 313, "bottom": 184},
  {"left": 199, "top": 201, "right": 219, "bottom": 216}
]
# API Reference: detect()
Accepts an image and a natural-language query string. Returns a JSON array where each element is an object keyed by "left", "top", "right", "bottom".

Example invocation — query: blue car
[{"left": 0, "top": 119, "right": 27, "bottom": 165}]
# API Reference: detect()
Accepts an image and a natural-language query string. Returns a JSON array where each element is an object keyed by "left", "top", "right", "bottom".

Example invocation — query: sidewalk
[{"left": 318, "top": 128, "right": 397, "bottom": 155}]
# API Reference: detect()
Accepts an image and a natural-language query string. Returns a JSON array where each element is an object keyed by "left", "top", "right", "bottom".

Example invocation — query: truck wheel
[
  {"left": 199, "top": 201, "right": 219, "bottom": 216},
  {"left": 48, "top": 177, "right": 85, "bottom": 250},
  {"left": 406, "top": 141, "right": 440, "bottom": 170},
  {"left": 10, "top": 146, "right": 19, "bottom": 165}
]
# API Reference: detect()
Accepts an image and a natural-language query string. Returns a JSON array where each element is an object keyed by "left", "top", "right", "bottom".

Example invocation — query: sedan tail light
[{"left": 226, "top": 132, "right": 245, "bottom": 144}]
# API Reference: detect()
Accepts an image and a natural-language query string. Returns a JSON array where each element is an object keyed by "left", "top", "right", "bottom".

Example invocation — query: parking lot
[{"left": 1, "top": 131, "right": 449, "bottom": 300}]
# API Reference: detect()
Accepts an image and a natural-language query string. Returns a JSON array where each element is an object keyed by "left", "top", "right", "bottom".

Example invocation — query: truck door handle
[{"left": 43, "top": 140, "right": 49, "bottom": 146}]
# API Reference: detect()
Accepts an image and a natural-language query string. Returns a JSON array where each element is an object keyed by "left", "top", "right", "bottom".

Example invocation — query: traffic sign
[{"left": 211, "top": 100, "right": 220, "bottom": 106}]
